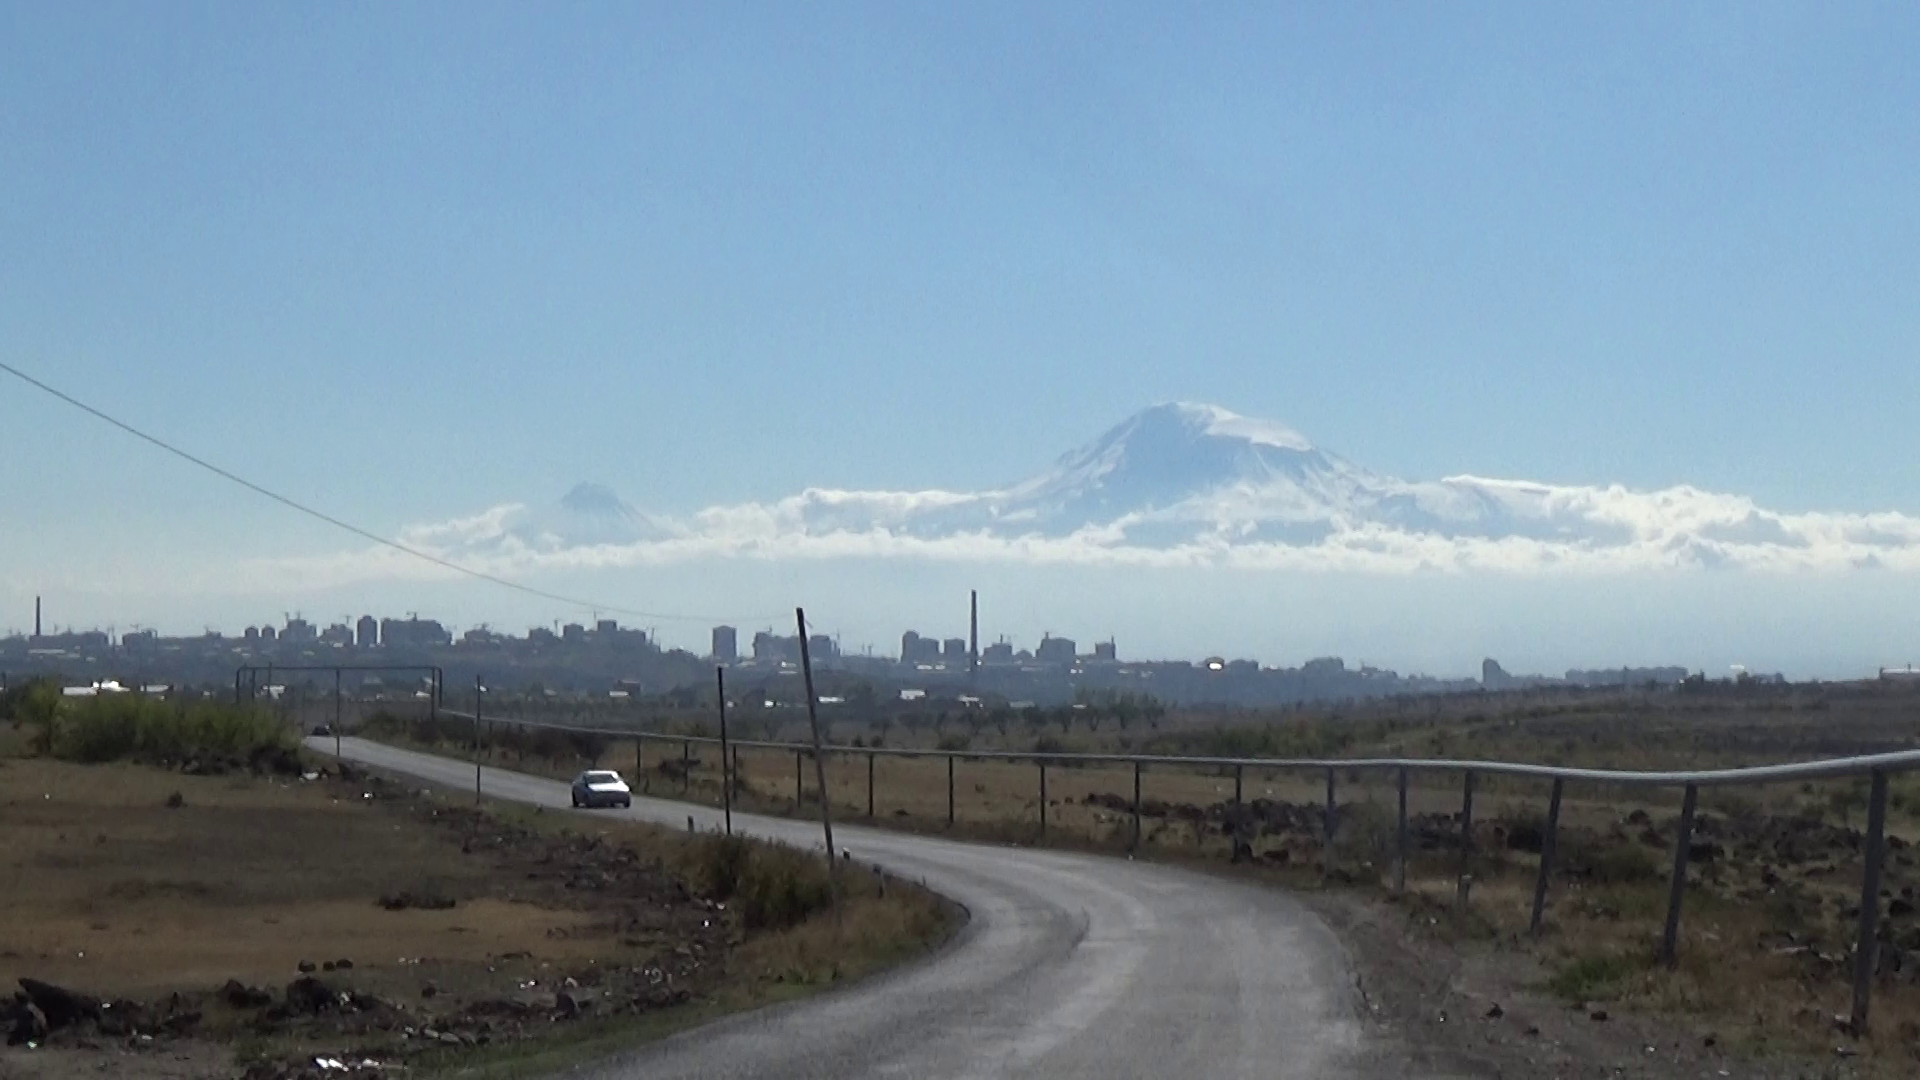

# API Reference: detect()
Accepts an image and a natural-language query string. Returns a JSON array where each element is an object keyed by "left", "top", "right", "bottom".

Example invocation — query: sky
[{"left": 2, "top": 3, "right": 1917, "bottom": 677}]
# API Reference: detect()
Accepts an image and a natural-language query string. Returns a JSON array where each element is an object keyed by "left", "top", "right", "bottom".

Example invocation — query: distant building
[
  {"left": 711, "top": 625, "right": 738, "bottom": 662},
  {"left": 356, "top": 615, "right": 378, "bottom": 648},
  {"left": 380, "top": 617, "right": 451, "bottom": 649},
  {"left": 900, "top": 631, "right": 941, "bottom": 665},
  {"left": 260, "top": 625, "right": 277, "bottom": 642},
  {"left": 320, "top": 623, "right": 354, "bottom": 647},
  {"left": 1092, "top": 640, "right": 1117, "bottom": 663},
  {"left": 244, "top": 626, "right": 260, "bottom": 642},
  {"left": 942, "top": 637, "right": 967, "bottom": 662},
  {"left": 808, "top": 634, "right": 838, "bottom": 662},
  {"left": 528, "top": 626, "right": 558, "bottom": 646},
  {"left": 1035, "top": 634, "right": 1076, "bottom": 665},
  {"left": 982, "top": 641, "right": 1014, "bottom": 665},
  {"left": 596, "top": 619, "right": 619, "bottom": 637},
  {"left": 753, "top": 631, "right": 802, "bottom": 664},
  {"left": 282, "top": 617, "right": 316, "bottom": 644},
  {"left": 562, "top": 623, "right": 587, "bottom": 644},
  {"left": 121, "top": 629, "right": 157, "bottom": 651}
]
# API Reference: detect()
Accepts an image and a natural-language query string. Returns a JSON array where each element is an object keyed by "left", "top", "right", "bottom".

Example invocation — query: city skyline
[{"left": 4, "top": 6, "right": 1917, "bottom": 679}]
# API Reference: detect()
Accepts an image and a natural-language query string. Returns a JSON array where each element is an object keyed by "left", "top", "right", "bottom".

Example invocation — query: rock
[
  {"left": 322, "top": 961, "right": 336, "bottom": 972},
  {"left": 221, "top": 980, "right": 272, "bottom": 1009},
  {"left": 297, "top": 960, "right": 317, "bottom": 973},
  {"left": 6, "top": 1000, "right": 48, "bottom": 1046},
  {"left": 19, "top": 978, "right": 101, "bottom": 1030},
  {"left": 1484, "top": 1003, "right": 1504, "bottom": 1019},
  {"left": 555, "top": 990, "right": 580, "bottom": 1019},
  {"left": 334, "top": 958, "right": 353, "bottom": 970},
  {"left": 284, "top": 976, "right": 334, "bottom": 1015},
  {"left": 1588, "top": 1008, "right": 1609, "bottom": 1022},
  {"left": 420, "top": 983, "right": 439, "bottom": 999},
  {"left": 1504, "top": 824, "right": 1544, "bottom": 853},
  {"left": 378, "top": 891, "right": 456, "bottom": 911},
  {"left": 165, "top": 791, "right": 185, "bottom": 809},
  {"left": 1890, "top": 897, "right": 1915, "bottom": 918}
]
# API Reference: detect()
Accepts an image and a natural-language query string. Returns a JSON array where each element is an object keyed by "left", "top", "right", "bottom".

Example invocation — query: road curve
[{"left": 315, "top": 737, "right": 1438, "bottom": 1080}]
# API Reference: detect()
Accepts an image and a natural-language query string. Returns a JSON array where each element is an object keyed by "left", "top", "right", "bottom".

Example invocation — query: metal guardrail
[{"left": 430, "top": 707, "right": 1919, "bottom": 1033}]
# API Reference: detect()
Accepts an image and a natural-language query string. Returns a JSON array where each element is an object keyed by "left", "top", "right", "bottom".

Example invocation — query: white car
[{"left": 570, "top": 769, "right": 632, "bottom": 809}]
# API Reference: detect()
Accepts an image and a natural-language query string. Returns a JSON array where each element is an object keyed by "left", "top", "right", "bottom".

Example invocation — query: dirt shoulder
[{"left": 0, "top": 752, "right": 957, "bottom": 1080}]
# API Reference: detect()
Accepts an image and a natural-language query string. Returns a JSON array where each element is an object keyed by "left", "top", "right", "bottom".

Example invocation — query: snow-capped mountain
[
  {"left": 390, "top": 404, "right": 1920, "bottom": 575},
  {"left": 747, "top": 403, "right": 1636, "bottom": 547}
]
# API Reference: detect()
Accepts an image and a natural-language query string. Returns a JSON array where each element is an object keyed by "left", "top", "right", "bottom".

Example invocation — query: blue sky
[{"left": 3, "top": 3, "right": 1917, "bottom": 674}]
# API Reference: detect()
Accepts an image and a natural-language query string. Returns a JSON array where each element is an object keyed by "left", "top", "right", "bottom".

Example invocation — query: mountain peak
[
  {"left": 1148, "top": 402, "right": 1315, "bottom": 452},
  {"left": 559, "top": 482, "right": 639, "bottom": 522}
]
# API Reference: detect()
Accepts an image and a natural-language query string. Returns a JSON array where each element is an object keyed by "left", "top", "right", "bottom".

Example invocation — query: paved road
[{"left": 316, "top": 737, "right": 1441, "bottom": 1080}]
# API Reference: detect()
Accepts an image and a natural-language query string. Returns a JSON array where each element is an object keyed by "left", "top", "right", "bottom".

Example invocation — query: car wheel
[
  {"left": 571, "top": 794, "right": 580, "bottom": 808},
  {"left": 621, "top": 798, "right": 631, "bottom": 809}
]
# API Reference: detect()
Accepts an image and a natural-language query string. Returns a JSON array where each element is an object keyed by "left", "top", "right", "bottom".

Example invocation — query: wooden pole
[
  {"left": 1039, "top": 760, "right": 1048, "bottom": 838},
  {"left": 947, "top": 755, "right": 955, "bottom": 825},
  {"left": 473, "top": 675, "right": 483, "bottom": 804},
  {"left": 867, "top": 751, "right": 876, "bottom": 819},
  {"left": 1456, "top": 771, "right": 1475, "bottom": 908},
  {"left": 1394, "top": 767, "right": 1409, "bottom": 894},
  {"left": 1132, "top": 760, "right": 1143, "bottom": 851},
  {"left": 716, "top": 667, "right": 732, "bottom": 836},
  {"left": 795, "top": 609, "right": 839, "bottom": 889}
]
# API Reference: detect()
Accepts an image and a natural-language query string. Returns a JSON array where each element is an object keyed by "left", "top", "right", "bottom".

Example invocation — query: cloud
[{"left": 242, "top": 477, "right": 1920, "bottom": 592}]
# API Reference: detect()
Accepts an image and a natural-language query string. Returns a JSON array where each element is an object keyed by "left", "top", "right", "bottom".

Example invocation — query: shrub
[
  {"left": 1548, "top": 952, "right": 1645, "bottom": 1001},
  {"left": 53, "top": 695, "right": 289, "bottom": 764},
  {"left": 689, "top": 833, "right": 834, "bottom": 931}
]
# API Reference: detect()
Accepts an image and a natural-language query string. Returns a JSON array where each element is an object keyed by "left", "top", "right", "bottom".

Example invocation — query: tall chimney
[
  {"left": 969, "top": 590, "right": 978, "bottom": 675},
  {"left": 34, "top": 595, "right": 41, "bottom": 638}
]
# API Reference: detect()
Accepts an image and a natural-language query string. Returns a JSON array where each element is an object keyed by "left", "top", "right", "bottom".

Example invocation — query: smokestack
[
  {"left": 969, "top": 590, "right": 978, "bottom": 675},
  {"left": 34, "top": 595, "right": 41, "bottom": 638}
]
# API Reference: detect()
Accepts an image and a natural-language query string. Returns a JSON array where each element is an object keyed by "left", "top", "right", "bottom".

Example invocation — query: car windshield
[{"left": 585, "top": 772, "right": 622, "bottom": 784}]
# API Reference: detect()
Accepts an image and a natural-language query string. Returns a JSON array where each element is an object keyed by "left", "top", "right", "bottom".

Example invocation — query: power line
[{"left": 0, "top": 359, "right": 760, "bottom": 626}]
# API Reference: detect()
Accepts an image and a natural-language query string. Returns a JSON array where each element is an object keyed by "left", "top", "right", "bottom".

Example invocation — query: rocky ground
[
  {"left": 0, "top": 754, "right": 949, "bottom": 1080},
  {"left": 1080, "top": 787, "right": 1920, "bottom": 1077}
]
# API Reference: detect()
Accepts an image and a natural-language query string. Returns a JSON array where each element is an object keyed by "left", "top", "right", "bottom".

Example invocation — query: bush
[
  {"left": 1548, "top": 952, "right": 1644, "bottom": 1001},
  {"left": 689, "top": 833, "right": 835, "bottom": 931},
  {"left": 53, "top": 695, "right": 289, "bottom": 764}
]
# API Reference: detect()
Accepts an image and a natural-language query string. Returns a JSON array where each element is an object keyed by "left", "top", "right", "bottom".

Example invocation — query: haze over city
[{"left": 4, "top": 4, "right": 1917, "bottom": 678}]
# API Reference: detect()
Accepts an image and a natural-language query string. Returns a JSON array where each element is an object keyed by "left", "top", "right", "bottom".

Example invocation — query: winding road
[{"left": 315, "top": 737, "right": 1451, "bottom": 1079}]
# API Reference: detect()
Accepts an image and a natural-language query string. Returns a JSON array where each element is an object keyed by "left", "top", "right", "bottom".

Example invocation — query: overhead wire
[{"left": 0, "top": 359, "right": 776, "bottom": 626}]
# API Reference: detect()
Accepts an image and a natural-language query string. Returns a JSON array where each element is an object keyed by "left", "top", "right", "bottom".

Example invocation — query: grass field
[
  {"left": 365, "top": 679, "right": 1920, "bottom": 1073},
  {"left": 0, "top": 730, "right": 957, "bottom": 1080}
]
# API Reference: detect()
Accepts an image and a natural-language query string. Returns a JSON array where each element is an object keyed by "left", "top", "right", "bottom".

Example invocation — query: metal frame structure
[{"left": 434, "top": 708, "right": 1920, "bottom": 1032}]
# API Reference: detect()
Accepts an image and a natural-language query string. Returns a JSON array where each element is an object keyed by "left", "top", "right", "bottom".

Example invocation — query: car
[
  {"left": 310, "top": 723, "right": 333, "bottom": 737},
  {"left": 570, "top": 769, "right": 632, "bottom": 809}
]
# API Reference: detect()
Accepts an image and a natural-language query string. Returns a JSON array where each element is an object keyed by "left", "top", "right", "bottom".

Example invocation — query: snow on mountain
[{"left": 390, "top": 405, "right": 1920, "bottom": 575}]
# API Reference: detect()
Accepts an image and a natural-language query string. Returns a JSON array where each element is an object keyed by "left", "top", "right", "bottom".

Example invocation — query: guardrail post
[
  {"left": 1324, "top": 767, "right": 1338, "bottom": 873},
  {"left": 867, "top": 751, "right": 876, "bottom": 819},
  {"left": 1852, "top": 770, "right": 1890, "bottom": 1032},
  {"left": 1132, "top": 760, "right": 1142, "bottom": 851},
  {"left": 1456, "top": 771, "right": 1475, "bottom": 908},
  {"left": 1232, "top": 764, "right": 1246, "bottom": 863},
  {"left": 946, "top": 755, "right": 955, "bottom": 825},
  {"left": 681, "top": 739, "right": 691, "bottom": 795},
  {"left": 1530, "top": 777, "right": 1565, "bottom": 935},
  {"left": 1659, "top": 783, "right": 1699, "bottom": 968},
  {"left": 1039, "top": 761, "right": 1049, "bottom": 838},
  {"left": 1394, "top": 767, "right": 1408, "bottom": 894},
  {"left": 794, "top": 750, "right": 803, "bottom": 807}
]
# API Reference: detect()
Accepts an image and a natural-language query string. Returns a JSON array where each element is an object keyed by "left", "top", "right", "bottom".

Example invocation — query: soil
[{"left": 0, "top": 753, "right": 949, "bottom": 1080}]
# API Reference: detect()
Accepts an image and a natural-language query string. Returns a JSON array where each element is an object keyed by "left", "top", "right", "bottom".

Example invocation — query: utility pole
[
  {"left": 795, "top": 609, "right": 839, "bottom": 893},
  {"left": 717, "top": 666, "right": 732, "bottom": 836},
  {"left": 473, "top": 675, "right": 484, "bottom": 804}
]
